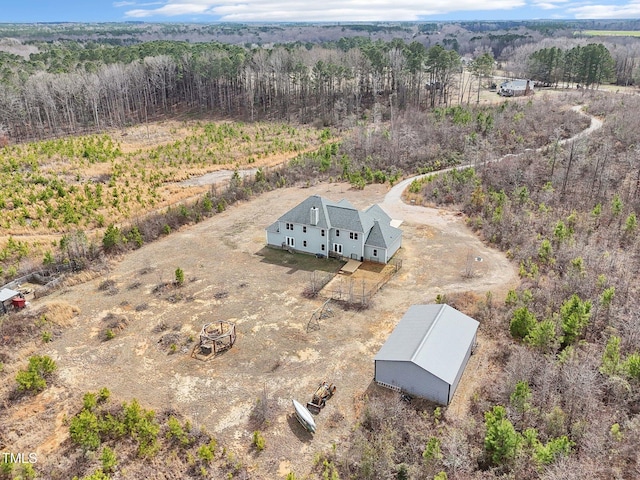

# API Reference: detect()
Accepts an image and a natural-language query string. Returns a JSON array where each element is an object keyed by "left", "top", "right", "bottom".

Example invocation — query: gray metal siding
[
  {"left": 447, "top": 331, "right": 476, "bottom": 403},
  {"left": 375, "top": 360, "right": 450, "bottom": 405}
]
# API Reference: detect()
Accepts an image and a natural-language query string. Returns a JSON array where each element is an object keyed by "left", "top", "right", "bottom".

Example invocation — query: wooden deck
[{"left": 340, "top": 259, "right": 362, "bottom": 274}]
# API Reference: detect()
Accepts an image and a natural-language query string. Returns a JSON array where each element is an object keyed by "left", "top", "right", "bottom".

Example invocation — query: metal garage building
[{"left": 374, "top": 304, "right": 479, "bottom": 405}]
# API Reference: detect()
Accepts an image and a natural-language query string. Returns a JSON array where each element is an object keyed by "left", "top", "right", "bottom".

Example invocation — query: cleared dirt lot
[{"left": 7, "top": 181, "right": 517, "bottom": 478}]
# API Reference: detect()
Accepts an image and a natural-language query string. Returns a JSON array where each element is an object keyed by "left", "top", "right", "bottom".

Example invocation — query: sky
[{"left": 1, "top": 0, "right": 639, "bottom": 23}]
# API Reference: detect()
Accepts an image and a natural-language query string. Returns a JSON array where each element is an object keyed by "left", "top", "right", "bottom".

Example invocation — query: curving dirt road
[{"left": 3, "top": 106, "right": 604, "bottom": 479}]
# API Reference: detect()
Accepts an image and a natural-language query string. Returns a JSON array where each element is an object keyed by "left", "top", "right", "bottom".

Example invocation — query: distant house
[
  {"left": 265, "top": 195, "right": 402, "bottom": 264},
  {"left": 498, "top": 79, "right": 534, "bottom": 97},
  {"left": 374, "top": 304, "right": 479, "bottom": 405}
]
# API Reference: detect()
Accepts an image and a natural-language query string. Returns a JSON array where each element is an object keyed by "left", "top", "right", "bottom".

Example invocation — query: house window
[
  {"left": 321, "top": 244, "right": 325, "bottom": 251},
  {"left": 373, "top": 249, "right": 378, "bottom": 257},
  {"left": 321, "top": 229, "right": 325, "bottom": 237},
  {"left": 333, "top": 243, "right": 343, "bottom": 254},
  {"left": 336, "top": 230, "right": 340, "bottom": 237},
  {"left": 350, "top": 232, "right": 359, "bottom": 240},
  {"left": 303, "top": 240, "right": 307, "bottom": 247},
  {"left": 286, "top": 236, "right": 295, "bottom": 247},
  {"left": 285, "top": 223, "right": 293, "bottom": 230},
  {"left": 303, "top": 226, "right": 307, "bottom": 233}
]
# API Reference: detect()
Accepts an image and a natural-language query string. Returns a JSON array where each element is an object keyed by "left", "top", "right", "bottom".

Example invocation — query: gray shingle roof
[
  {"left": 365, "top": 204, "right": 391, "bottom": 223},
  {"left": 276, "top": 195, "right": 401, "bottom": 249},
  {"left": 325, "top": 205, "right": 374, "bottom": 233},
  {"left": 277, "top": 195, "right": 337, "bottom": 229},
  {"left": 365, "top": 219, "right": 401, "bottom": 248},
  {"left": 374, "top": 304, "right": 479, "bottom": 385}
]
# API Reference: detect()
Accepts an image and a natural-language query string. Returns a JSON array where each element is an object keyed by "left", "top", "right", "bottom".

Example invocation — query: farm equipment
[{"left": 306, "top": 381, "right": 336, "bottom": 414}]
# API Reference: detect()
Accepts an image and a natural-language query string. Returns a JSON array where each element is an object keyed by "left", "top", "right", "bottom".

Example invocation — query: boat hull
[{"left": 293, "top": 399, "right": 316, "bottom": 433}]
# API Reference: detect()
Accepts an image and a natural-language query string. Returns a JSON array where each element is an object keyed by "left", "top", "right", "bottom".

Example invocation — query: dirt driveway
[{"left": 16, "top": 180, "right": 516, "bottom": 478}]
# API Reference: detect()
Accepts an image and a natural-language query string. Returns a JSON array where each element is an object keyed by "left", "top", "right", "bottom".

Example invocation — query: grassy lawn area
[
  {"left": 579, "top": 30, "right": 640, "bottom": 37},
  {"left": 257, "top": 246, "right": 345, "bottom": 273}
]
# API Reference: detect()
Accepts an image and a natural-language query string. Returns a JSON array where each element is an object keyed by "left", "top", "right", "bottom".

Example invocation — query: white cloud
[
  {"left": 115, "top": 1, "right": 164, "bottom": 8},
  {"left": 123, "top": 0, "right": 527, "bottom": 21},
  {"left": 567, "top": 0, "right": 640, "bottom": 18}
]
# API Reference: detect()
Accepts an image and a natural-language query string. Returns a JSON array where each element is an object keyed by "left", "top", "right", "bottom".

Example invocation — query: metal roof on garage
[
  {"left": 374, "top": 304, "right": 479, "bottom": 385},
  {"left": 0, "top": 288, "right": 20, "bottom": 303}
]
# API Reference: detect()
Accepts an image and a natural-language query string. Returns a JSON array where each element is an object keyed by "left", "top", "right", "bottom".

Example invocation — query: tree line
[
  {"left": 0, "top": 39, "right": 463, "bottom": 141},
  {"left": 0, "top": 35, "right": 623, "bottom": 144},
  {"left": 527, "top": 43, "right": 616, "bottom": 88}
]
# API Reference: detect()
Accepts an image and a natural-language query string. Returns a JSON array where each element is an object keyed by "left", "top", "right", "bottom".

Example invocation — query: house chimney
[{"left": 310, "top": 207, "right": 319, "bottom": 226}]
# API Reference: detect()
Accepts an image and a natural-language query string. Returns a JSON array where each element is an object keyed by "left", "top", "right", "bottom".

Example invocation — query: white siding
[
  {"left": 330, "top": 229, "right": 363, "bottom": 259},
  {"left": 386, "top": 234, "right": 402, "bottom": 261},
  {"left": 364, "top": 245, "right": 386, "bottom": 263},
  {"left": 266, "top": 228, "right": 284, "bottom": 248}
]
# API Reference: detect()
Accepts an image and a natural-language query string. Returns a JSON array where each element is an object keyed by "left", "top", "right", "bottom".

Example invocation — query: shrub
[
  {"left": 252, "top": 430, "right": 266, "bottom": 451},
  {"left": 166, "top": 416, "right": 192, "bottom": 447},
  {"left": 98, "top": 387, "right": 111, "bottom": 403},
  {"left": 70, "top": 409, "right": 101, "bottom": 451},
  {"left": 102, "top": 224, "right": 122, "bottom": 251},
  {"left": 533, "top": 435, "right": 572, "bottom": 465},
  {"left": 101, "top": 446, "right": 117, "bottom": 473},
  {"left": 127, "top": 226, "right": 143, "bottom": 248},
  {"left": 83, "top": 392, "right": 98, "bottom": 411},
  {"left": 484, "top": 405, "right": 520, "bottom": 465},
  {"left": 198, "top": 443, "right": 215, "bottom": 463},
  {"left": 0, "top": 456, "right": 14, "bottom": 475},
  {"left": 422, "top": 437, "right": 442, "bottom": 464},
  {"left": 509, "top": 307, "right": 536, "bottom": 340},
  {"left": 175, "top": 267, "right": 185, "bottom": 286},
  {"left": 72, "top": 469, "right": 110, "bottom": 480},
  {"left": 15, "top": 355, "right": 57, "bottom": 393}
]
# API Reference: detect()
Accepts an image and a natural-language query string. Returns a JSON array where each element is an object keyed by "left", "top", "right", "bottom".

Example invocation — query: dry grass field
[{"left": 0, "top": 119, "right": 330, "bottom": 239}]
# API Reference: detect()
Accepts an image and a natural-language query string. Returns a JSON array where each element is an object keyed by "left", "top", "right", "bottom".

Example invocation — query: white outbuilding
[{"left": 374, "top": 304, "right": 479, "bottom": 405}]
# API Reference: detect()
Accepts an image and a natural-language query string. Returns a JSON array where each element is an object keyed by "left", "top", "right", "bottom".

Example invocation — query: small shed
[
  {"left": 0, "top": 288, "right": 21, "bottom": 314},
  {"left": 374, "top": 304, "right": 479, "bottom": 405}
]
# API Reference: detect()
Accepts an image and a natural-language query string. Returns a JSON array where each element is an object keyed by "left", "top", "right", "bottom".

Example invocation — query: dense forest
[
  {"left": 2, "top": 20, "right": 640, "bottom": 480},
  {"left": 0, "top": 21, "right": 638, "bottom": 142}
]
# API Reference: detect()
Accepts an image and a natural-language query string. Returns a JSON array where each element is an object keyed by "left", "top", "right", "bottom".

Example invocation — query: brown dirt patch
[{"left": 1, "top": 181, "right": 517, "bottom": 478}]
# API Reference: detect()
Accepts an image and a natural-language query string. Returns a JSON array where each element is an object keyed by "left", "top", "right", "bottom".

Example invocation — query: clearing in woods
[{"left": 3, "top": 181, "right": 517, "bottom": 478}]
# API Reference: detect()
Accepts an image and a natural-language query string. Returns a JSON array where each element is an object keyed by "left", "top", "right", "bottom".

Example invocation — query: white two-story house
[{"left": 265, "top": 195, "right": 402, "bottom": 264}]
